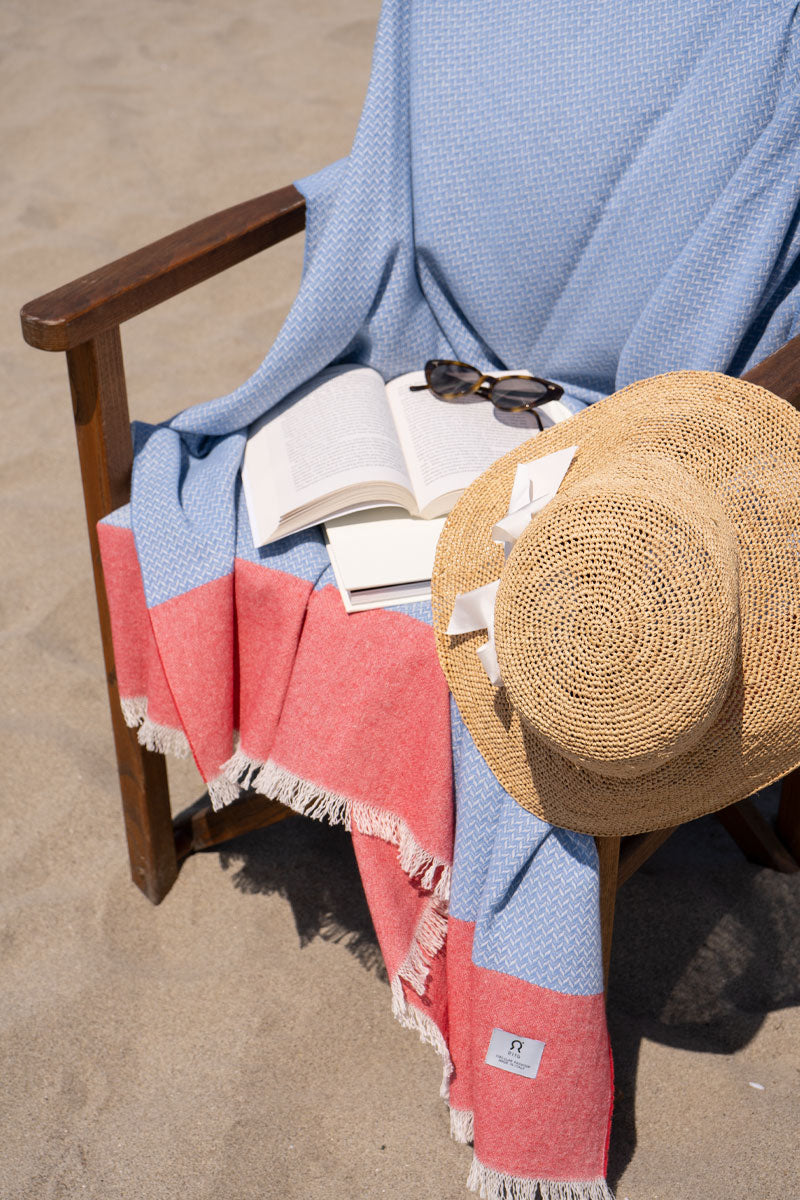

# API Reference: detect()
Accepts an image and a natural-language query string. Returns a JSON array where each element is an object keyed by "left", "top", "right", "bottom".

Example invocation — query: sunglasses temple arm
[{"left": 408, "top": 384, "right": 430, "bottom": 392}]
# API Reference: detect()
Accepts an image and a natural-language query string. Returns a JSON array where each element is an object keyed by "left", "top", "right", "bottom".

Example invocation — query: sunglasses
[{"left": 410, "top": 360, "right": 563, "bottom": 430}]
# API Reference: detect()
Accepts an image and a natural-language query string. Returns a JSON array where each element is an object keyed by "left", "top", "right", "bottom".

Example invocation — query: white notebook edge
[{"left": 324, "top": 511, "right": 439, "bottom": 612}]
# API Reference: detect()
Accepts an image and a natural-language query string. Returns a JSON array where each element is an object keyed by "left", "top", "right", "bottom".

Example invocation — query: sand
[{"left": 2, "top": 1, "right": 799, "bottom": 1197}]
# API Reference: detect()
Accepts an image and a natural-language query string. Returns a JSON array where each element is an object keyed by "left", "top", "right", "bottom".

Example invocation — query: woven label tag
[{"left": 485, "top": 1029, "right": 545, "bottom": 1079}]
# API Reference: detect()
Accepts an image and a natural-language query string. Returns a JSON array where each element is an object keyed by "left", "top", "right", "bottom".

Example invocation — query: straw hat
[{"left": 431, "top": 371, "right": 800, "bottom": 836}]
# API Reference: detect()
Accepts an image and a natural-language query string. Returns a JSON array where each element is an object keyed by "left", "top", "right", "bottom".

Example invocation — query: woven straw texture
[{"left": 432, "top": 371, "right": 800, "bottom": 836}]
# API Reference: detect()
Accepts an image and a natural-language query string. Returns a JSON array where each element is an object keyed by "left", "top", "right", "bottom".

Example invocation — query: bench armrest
[{"left": 742, "top": 333, "right": 800, "bottom": 410}]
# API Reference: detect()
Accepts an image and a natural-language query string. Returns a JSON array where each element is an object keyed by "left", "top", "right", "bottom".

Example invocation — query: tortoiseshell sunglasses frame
[{"left": 410, "top": 359, "right": 563, "bottom": 430}]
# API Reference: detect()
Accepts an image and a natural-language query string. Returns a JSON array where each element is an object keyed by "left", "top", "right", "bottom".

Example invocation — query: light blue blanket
[{"left": 131, "top": 0, "right": 800, "bottom": 607}]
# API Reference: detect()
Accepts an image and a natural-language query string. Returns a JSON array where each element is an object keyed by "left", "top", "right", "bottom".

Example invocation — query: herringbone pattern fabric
[
  {"left": 450, "top": 704, "right": 603, "bottom": 994},
  {"left": 130, "top": 0, "right": 800, "bottom": 605}
]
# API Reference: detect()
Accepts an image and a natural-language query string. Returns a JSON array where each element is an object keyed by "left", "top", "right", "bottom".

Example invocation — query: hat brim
[{"left": 432, "top": 371, "right": 800, "bottom": 836}]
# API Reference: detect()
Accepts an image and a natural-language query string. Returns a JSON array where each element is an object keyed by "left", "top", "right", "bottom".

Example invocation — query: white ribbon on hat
[{"left": 446, "top": 445, "right": 577, "bottom": 685}]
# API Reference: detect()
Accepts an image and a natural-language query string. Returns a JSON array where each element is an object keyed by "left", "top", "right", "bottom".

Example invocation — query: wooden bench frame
[{"left": 20, "top": 183, "right": 800, "bottom": 980}]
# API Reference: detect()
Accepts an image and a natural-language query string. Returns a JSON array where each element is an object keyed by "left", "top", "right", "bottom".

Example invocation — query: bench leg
[
  {"left": 596, "top": 836, "right": 620, "bottom": 991},
  {"left": 67, "top": 329, "right": 178, "bottom": 903},
  {"left": 777, "top": 767, "right": 800, "bottom": 865},
  {"left": 110, "top": 691, "right": 177, "bottom": 903},
  {"left": 715, "top": 796, "right": 799, "bottom": 873}
]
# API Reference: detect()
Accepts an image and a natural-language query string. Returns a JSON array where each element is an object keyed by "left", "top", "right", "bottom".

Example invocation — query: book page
[
  {"left": 386, "top": 371, "right": 571, "bottom": 515},
  {"left": 242, "top": 365, "right": 415, "bottom": 545}
]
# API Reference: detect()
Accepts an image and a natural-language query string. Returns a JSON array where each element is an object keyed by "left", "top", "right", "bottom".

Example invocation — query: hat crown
[{"left": 494, "top": 454, "right": 741, "bottom": 779}]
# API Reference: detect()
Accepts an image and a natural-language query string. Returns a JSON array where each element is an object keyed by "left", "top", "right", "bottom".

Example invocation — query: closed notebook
[{"left": 324, "top": 508, "right": 446, "bottom": 612}]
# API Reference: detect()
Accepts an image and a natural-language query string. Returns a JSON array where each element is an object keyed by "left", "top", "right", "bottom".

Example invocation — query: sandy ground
[{"left": 2, "top": 2, "right": 799, "bottom": 1197}]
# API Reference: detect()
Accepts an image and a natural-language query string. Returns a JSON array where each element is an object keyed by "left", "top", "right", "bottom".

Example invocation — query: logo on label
[{"left": 485, "top": 1029, "right": 546, "bottom": 1079}]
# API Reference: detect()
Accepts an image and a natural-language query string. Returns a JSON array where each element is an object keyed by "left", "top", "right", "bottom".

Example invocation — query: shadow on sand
[
  {"left": 605, "top": 793, "right": 799, "bottom": 1186},
  {"left": 217, "top": 812, "right": 387, "bottom": 981},
  {"left": 212, "top": 792, "right": 800, "bottom": 1187}
]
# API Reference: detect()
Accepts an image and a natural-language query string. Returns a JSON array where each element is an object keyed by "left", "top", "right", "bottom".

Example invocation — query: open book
[{"left": 242, "top": 365, "right": 571, "bottom": 546}]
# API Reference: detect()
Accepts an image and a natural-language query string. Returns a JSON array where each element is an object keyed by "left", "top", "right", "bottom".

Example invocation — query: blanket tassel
[
  {"left": 222, "top": 748, "right": 451, "bottom": 904},
  {"left": 467, "top": 1158, "right": 615, "bottom": 1200},
  {"left": 390, "top": 976, "right": 453, "bottom": 1100},
  {"left": 120, "top": 696, "right": 191, "bottom": 759},
  {"left": 394, "top": 894, "right": 449, "bottom": 996},
  {"left": 450, "top": 1108, "right": 474, "bottom": 1144}
]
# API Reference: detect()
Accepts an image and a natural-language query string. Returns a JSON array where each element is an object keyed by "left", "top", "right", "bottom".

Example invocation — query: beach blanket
[{"left": 97, "top": 2, "right": 800, "bottom": 1195}]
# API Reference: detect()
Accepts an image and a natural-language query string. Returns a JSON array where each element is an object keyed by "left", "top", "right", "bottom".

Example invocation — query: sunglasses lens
[
  {"left": 491, "top": 377, "right": 549, "bottom": 410},
  {"left": 428, "top": 361, "right": 482, "bottom": 397}
]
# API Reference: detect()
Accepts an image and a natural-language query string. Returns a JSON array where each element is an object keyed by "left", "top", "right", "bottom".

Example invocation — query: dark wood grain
[
  {"left": 595, "top": 836, "right": 620, "bottom": 989},
  {"left": 777, "top": 768, "right": 800, "bottom": 863},
  {"left": 742, "top": 334, "right": 800, "bottom": 409},
  {"left": 173, "top": 792, "right": 291, "bottom": 862},
  {"left": 616, "top": 826, "right": 679, "bottom": 888},
  {"left": 715, "top": 798, "right": 799, "bottom": 873},
  {"left": 21, "top": 184, "right": 306, "bottom": 352},
  {"left": 67, "top": 331, "right": 177, "bottom": 902}
]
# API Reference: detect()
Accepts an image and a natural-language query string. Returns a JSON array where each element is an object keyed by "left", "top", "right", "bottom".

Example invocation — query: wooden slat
[
  {"left": 742, "top": 334, "right": 800, "bottom": 410},
  {"left": 67, "top": 331, "right": 177, "bottom": 902},
  {"left": 21, "top": 184, "right": 306, "bottom": 352},
  {"left": 617, "top": 826, "right": 678, "bottom": 888},
  {"left": 777, "top": 768, "right": 800, "bottom": 863},
  {"left": 173, "top": 793, "right": 291, "bottom": 862},
  {"left": 715, "top": 798, "right": 799, "bottom": 873},
  {"left": 595, "top": 836, "right": 620, "bottom": 989}
]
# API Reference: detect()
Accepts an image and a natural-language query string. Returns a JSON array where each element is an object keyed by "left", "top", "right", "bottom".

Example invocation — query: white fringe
[
  {"left": 222, "top": 748, "right": 451, "bottom": 903},
  {"left": 467, "top": 1158, "right": 615, "bottom": 1200},
  {"left": 350, "top": 803, "right": 451, "bottom": 900},
  {"left": 394, "top": 894, "right": 449, "bottom": 996},
  {"left": 228, "top": 751, "right": 352, "bottom": 827},
  {"left": 120, "top": 696, "right": 191, "bottom": 759},
  {"left": 208, "top": 772, "right": 242, "bottom": 812},
  {"left": 391, "top": 975, "right": 454, "bottom": 1100},
  {"left": 120, "top": 695, "right": 147, "bottom": 727},
  {"left": 450, "top": 1107, "right": 475, "bottom": 1144}
]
